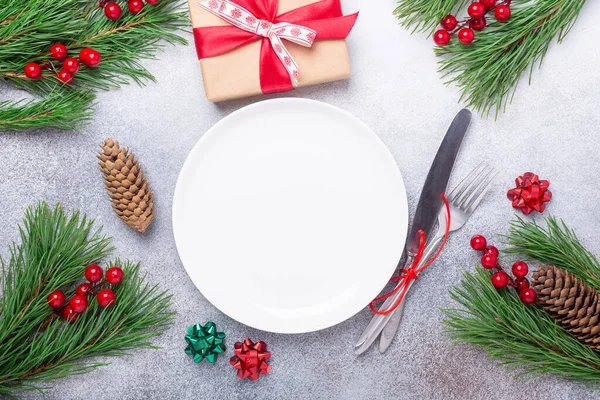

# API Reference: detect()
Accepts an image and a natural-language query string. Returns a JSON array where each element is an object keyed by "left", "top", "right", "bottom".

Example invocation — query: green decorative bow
[{"left": 184, "top": 321, "right": 226, "bottom": 364}]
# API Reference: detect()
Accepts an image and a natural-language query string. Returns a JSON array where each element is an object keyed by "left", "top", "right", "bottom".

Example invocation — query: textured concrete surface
[{"left": 1, "top": 0, "right": 600, "bottom": 399}]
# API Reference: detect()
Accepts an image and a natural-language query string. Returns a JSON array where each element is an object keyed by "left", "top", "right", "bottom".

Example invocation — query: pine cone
[
  {"left": 97, "top": 138, "right": 155, "bottom": 233},
  {"left": 533, "top": 265, "right": 600, "bottom": 350}
]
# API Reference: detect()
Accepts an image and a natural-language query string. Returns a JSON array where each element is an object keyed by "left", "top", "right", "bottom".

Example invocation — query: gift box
[{"left": 189, "top": 0, "right": 358, "bottom": 102}]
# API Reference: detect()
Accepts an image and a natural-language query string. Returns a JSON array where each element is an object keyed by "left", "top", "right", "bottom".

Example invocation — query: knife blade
[{"left": 354, "top": 109, "right": 471, "bottom": 355}]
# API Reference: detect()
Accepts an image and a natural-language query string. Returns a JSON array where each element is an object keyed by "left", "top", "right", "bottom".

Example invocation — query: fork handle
[{"left": 378, "top": 232, "right": 445, "bottom": 353}]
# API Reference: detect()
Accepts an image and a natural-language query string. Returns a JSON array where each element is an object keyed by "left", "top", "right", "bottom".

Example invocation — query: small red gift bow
[
  {"left": 199, "top": 0, "right": 315, "bottom": 87},
  {"left": 369, "top": 194, "right": 451, "bottom": 315},
  {"left": 194, "top": 0, "right": 358, "bottom": 94},
  {"left": 506, "top": 172, "right": 551, "bottom": 215}
]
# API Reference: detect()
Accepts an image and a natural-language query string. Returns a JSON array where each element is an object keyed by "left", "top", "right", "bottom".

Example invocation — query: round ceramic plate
[{"left": 173, "top": 98, "right": 408, "bottom": 333}]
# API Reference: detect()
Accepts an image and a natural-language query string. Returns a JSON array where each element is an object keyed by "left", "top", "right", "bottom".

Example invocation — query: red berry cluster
[
  {"left": 470, "top": 235, "right": 537, "bottom": 305},
  {"left": 101, "top": 0, "right": 159, "bottom": 21},
  {"left": 24, "top": 44, "right": 101, "bottom": 84},
  {"left": 434, "top": 0, "right": 512, "bottom": 46},
  {"left": 47, "top": 265, "right": 124, "bottom": 323}
]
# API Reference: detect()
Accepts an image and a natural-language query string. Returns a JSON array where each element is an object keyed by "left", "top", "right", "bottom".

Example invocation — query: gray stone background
[{"left": 1, "top": 0, "right": 600, "bottom": 398}]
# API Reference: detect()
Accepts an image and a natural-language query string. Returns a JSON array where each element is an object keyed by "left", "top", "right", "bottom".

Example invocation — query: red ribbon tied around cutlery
[
  {"left": 194, "top": 0, "right": 358, "bottom": 93},
  {"left": 506, "top": 172, "right": 552, "bottom": 215},
  {"left": 370, "top": 194, "right": 451, "bottom": 315}
]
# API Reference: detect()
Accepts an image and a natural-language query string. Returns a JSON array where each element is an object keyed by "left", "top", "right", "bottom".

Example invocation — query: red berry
[
  {"left": 63, "top": 305, "right": 79, "bottom": 322},
  {"left": 69, "top": 294, "right": 88, "bottom": 313},
  {"left": 145, "top": 0, "right": 159, "bottom": 4},
  {"left": 104, "top": 2, "right": 122, "bottom": 20},
  {"left": 520, "top": 288, "right": 537, "bottom": 304},
  {"left": 485, "top": 245, "right": 499, "bottom": 257},
  {"left": 128, "top": 0, "right": 144, "bottom": 13},
  {"left": 24, "top": 62, "right": 42, "bottom": 80},
  {"left": 515, "top": 277, "right": 530, "bottom": 291},
  {"left": 57, "top": 70, "right": 73, "bottom": 84},
  {"left": 97, "top": 289, "right": 116, "bottom": 307},
  {"left": 76, "top": 282, "right": 93, "bottom": 296},
  {"left": 83, "top": 49, "right": 101, "bottom": 67},
  {"left": 471, "top": 17, "right": 487, "bottom": 31},
  {"left": 481, "top": 253, "right": 497, "bottom": 269},
  {"left": 491, "top": 271, "right": 509, "bottom": 289},
  {"left": 440, "top": 15, "right": 458, "bottom": 31},
  {"left": 85, "top": 264, "right": 104, "bottom": 283},
  {"left": 106, "top": 266, "right": 124, "bottom": 285},
  {"left": 50, "top": 44, "right": 68, "bottom": 61},
  {"left": 63, "top": 58, "right": 80, "bottom": 74},
  {"left": 468, "top": 2, "right": 486, "bottom": 19},
  {"left": 512, "top": 261, "right": 529, "bottom": 278},
  {"left": 79, "top": 48, "right": 91, "bottom": 62},
  {"left": 47, "top": 290, "right": 66, "bottom": 308},
  {"left": 433, "top": 30, "right": 451, "bottom": 46},
  {"left": 481, "top": 0, "right": 496, "bottom": 9},
  {"left": 470, "top": 234, "right": 487, "bottom": 251},
  {"left": 495, "top": 5, "right": 511, "bottom": 21},
  {"left": 458, "top": 28, "right": 475, "bottom": 44}
]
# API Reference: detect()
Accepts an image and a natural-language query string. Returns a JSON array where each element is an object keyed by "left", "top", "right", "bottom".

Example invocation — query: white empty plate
[{"left": 173, "top": 98, "right": 408, "bottom": 333}]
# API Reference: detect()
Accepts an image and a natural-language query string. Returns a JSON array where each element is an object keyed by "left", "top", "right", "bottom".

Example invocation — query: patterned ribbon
[
  {"left": 193, "top": 0, "right": 358, "bottom": 94},
  {"left": 199, "top": 0, "right": 316, "bottom": 86}
]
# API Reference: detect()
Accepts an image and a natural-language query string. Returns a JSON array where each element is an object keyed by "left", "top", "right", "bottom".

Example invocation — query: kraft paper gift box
[{"left": 189, "top": 0, "right": 358, "bottom": 102}]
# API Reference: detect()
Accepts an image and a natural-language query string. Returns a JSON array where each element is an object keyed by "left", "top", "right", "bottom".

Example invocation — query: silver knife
[{"left": 354, "top": 109, "right": 471, "bottom": 355}]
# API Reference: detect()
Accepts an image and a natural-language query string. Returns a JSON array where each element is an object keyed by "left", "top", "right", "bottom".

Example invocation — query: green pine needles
[
  {"left": 443, "top": 216, "right": 600, "bottom": 385},
  {"left": 0, "top": 203, "right": 174, "bottom": 398},
  {"left": 0, "top": 0, "right": 188, "bottom": 131},
  {"left": 394, "top": 0, "right": 586, "bottom": 116}
]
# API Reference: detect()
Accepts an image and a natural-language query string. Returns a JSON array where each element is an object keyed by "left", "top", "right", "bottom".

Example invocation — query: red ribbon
[
  {"left": 193, "top": 0, "right": 358, "bottom": 94},
  {"left": 230, "top": 338, "right": 272, "bottom": 380},
  {"left": 369, "top": 194, "right": 451, "bottom": 315},
  {"left": 507, "top": 172, "right": 552, "bottom": 215}
]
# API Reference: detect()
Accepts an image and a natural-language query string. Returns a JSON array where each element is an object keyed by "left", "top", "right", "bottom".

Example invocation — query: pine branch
[
  {"left": 0, "top": 203, "right": 174, "bottom": 398},
  {"left": 444, "top": 267, "right": 600, "bottom": 385},
  {"left": 0, "top": 0, "right": 188, "bottom": 131},
  {"left": 0, "top": 90, "right": 95, "bottom": 131},
  {"left": 394, "top": 0, "right": 586, "bottom": 116},
  {"left": 394, "top": 0, "right": 470, "bottom": 33},
  {"left": 504, "top": 216, "right": 600, "bottom": 292},
  {"left": 443, "top": 216, "right": 600, "bottom": 385}
]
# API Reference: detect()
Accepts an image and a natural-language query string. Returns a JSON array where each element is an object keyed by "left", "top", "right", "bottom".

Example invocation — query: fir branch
[
  {"left": 0, "top": 0, "right": 188, "bottom": 131},
  {"left": 444, "top": 267, "right": 600, "bottom": 385},
  {"left": 505, "top": 216, "right": 600, "bottom": 291},
  {"left": 394, "top": 0, "right": 586, "bottom": 116},
  {"left": 394, "top": 0, "right": 470, "bottom": 33},
  {"left": 435, "top": 0, "right": 585, "bottom": 116},
  {"left": 0, "top": 203, "right": 174, "bottom": 398},
  {"left": 443, "top": 217, "right": 600, "bottom": 385},
  {"left": 0, "top": 90, "right": 95, "bottom": 131}
]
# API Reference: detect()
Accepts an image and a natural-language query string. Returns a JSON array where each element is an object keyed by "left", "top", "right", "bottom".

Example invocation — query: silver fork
[
  {"left": 377, "top": 162, "right": 499, "bottom": 352},
  {"left": 354, "top": 162, "right": 498, "bottom": 355}
]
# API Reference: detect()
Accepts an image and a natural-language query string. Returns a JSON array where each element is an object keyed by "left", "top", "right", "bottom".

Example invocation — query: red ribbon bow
[
  {"left": 507, "top": 172, "right": 552, "bottom": 215},
  {"left": 194, "top": 0, "right": 358, "bottom": 94},
  {"left": 370, "top": 194, "right": 451, "bottom": 315},
  {"left": 230, "top": 338, "right": 272, "bottom": 380}
]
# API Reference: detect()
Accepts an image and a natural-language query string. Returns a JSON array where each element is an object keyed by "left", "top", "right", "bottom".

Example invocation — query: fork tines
[{"left": 447, "top": 162, "right": 498, "bottom": 213}]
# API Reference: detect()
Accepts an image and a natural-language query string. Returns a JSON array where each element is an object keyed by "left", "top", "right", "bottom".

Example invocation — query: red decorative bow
[
  {"left": 194, "top": 0, "right": 358, "bottom": 94},
  {"left": 370, "top": 194, "right": 451, "bottom": 315},
  {"left": 230, "top": 338, "right": 272, "bottom": 380},
  {"left": 507, "top": 172, "right": 552, "bottom": 215}
]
